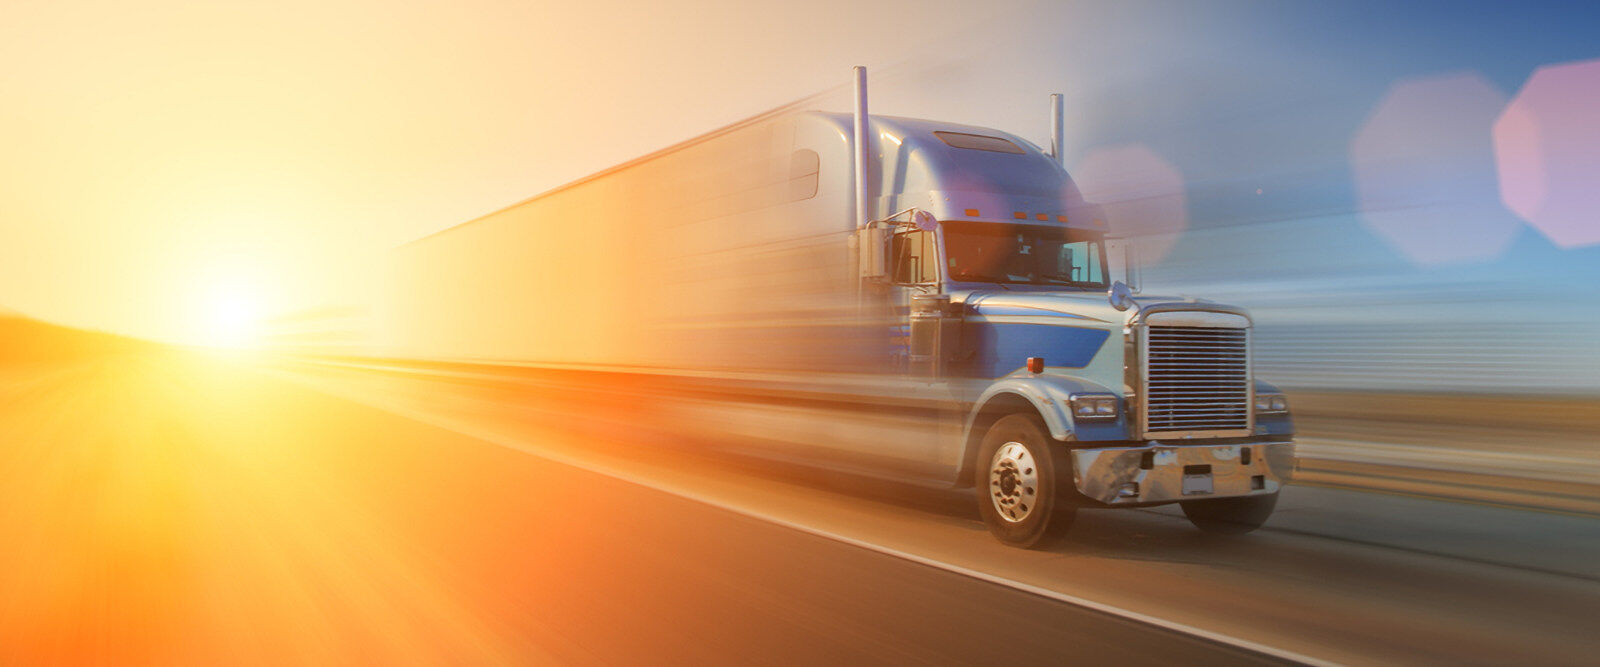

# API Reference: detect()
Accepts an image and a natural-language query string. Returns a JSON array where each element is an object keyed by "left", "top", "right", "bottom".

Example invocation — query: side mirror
[
  {"left": 1108, "top": 280, "right": 1136, "bottom": 312},
  {"left": 864, "top": 210, "right": 935, "bottom": 281}
]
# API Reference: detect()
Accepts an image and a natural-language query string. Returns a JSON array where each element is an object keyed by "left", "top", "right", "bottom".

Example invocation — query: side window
[
  {"left": 891, "top": 231, "right": 939, "bottom": 284},
  {"left": 1057, "top": 241, "right": 1104, "bottom": 283}
]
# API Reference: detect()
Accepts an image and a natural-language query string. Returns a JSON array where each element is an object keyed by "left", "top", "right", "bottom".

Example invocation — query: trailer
[{"left": 382, "top": 68, "right": 1295, "bottom": 548}]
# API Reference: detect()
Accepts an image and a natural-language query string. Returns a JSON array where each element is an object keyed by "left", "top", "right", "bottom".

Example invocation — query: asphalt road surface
[{"left": 2, "top": 344, "right": 1596, "bottom": 665}]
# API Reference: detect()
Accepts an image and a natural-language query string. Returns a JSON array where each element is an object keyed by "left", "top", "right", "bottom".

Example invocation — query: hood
[{"left": 958, "top": 288, "right": 1227, "bottom": 325}]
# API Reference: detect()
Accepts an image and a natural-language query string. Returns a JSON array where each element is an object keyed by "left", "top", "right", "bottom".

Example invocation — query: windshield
[{"left": 942, "top": 222, "right": 1108, "bottom": 287}]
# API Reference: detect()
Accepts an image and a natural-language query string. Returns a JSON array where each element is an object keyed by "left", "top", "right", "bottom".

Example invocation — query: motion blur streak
[
  {"left": 0, "top": 323, "right": 516, "bottom": 664},
  {"left": 4, "top": 318, "right": 1596, "bottom": 664},
  {"left": 1, "top": 319, "right": 1309, "bottom": 665}
]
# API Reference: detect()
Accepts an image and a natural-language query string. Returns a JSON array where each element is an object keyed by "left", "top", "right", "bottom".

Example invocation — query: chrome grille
[{"left": 1144, "top": 326, "right": 1250, "bottom": 434}]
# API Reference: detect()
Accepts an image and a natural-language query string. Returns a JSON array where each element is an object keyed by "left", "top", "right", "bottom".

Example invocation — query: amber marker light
[{"left": 1027, "top": 357, "right": 1045, "bottom": 374}]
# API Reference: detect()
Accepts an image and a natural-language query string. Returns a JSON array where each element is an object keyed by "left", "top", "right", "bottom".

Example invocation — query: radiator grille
[{"left": 1145, "top": 326, "right": 1250, "bottom": 433}]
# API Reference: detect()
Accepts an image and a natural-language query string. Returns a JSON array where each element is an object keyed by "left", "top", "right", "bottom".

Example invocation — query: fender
[{"left": 955, "top": 373, "right": 1130, "bottom": 486}]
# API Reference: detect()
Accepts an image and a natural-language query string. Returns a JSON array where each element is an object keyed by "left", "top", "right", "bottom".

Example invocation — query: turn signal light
[{"left": 1026, "top": 357, "right": 1045, "bottom": 374}]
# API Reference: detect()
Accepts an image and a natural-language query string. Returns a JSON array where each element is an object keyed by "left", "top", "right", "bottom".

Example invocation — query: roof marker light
[
  {"left": 1036, "top": 213, "right": 1049, "bottom": 221},
  {"left": 965, "top": 208, "right": 980, "bottom": 217},
  {"left": 1014, "top": 212, "right": 1027, "bottom": 219},
  {"left": 1057, "top": 215, "right": 1069, "bottom": 223}
]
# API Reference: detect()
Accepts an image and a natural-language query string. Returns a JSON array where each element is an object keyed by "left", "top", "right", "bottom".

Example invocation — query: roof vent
[{"left": 934, "top": 131, "right": 1024, "bottom": 154}]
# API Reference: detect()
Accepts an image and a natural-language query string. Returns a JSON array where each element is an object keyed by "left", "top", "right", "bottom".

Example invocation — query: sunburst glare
[{"left": 197, "top": 281, "right": 264, "bottom": 348}]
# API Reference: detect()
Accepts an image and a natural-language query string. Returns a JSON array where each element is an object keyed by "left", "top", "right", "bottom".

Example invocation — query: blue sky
[{"left": 892, "top": 0, "right": 1600, "bottom": 391}]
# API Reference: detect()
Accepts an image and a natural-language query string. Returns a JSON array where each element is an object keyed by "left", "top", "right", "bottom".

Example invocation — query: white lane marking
[{"left": 272, "top": 364, "right": 1338, "bottom": 666}]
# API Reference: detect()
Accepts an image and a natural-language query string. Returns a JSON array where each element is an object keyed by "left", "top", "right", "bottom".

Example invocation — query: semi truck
[{"left": 383, "top": 67, "right": 1295, "bottom": 548}]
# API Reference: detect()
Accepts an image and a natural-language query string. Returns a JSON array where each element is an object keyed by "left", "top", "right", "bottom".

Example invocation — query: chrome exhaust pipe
[
  {"left": 1049, "top": 93, "right": 1065, "bottom": 166},
  {"left": 853, "top": 65, "right": 871, "bottom": 230}
]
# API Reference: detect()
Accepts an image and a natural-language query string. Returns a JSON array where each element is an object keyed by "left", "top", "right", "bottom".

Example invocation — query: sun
[{"left": 199, "top": 283, "right": 265, "bottom": 348}]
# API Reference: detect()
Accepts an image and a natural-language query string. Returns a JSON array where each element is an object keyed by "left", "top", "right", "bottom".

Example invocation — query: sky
[
  {"left": 0, "top": 0, "right": 1024, "bottom": 342},
  {"left": 2, "top": 0, "right": 1598, "bottom": 358}
]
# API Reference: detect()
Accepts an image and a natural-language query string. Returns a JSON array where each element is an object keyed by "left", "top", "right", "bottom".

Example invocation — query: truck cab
[{"left": 823, "top": 111, "right": 1297, "bottom": 547}]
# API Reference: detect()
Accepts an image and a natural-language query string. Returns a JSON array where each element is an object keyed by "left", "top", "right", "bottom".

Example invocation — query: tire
[
  {"left": 1180, "top": 493, "right": 1279, "bottom": 535},
  {"left": 974, "top": 413, "right": 1075, "bottom": 549}
]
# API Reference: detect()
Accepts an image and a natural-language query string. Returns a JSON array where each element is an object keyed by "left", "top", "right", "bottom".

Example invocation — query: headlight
[
  {"left": 1255, "top": 393, "right": 1289, "bottom": 414},
  {"left": 1068, "top": 393, "right": 1119, "bottom": 421}
]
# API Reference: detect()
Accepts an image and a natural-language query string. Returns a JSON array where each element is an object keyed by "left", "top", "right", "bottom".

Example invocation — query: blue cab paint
[{"left": 965, "top": 323, "right": 1109, "bottom": 378}]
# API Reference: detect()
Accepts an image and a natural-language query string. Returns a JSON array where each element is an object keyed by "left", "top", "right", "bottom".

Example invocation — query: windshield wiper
[
  {"left": 952, "top": 272, "right": 1013, "bottom": 289},
  {"left": 1038, "top": 275, "right": 1103, "bottom": 288},
  {"left": 953, "top": 272, "right": 1008, "bottom": 283}
]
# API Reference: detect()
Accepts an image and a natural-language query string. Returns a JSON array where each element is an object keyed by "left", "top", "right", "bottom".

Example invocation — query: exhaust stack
[
  {"left": 853, "top": 66, "right": 871, "bottom": 230},
  {"left": 1049, "top": 93, "right": 1065, "bottom": 166}
]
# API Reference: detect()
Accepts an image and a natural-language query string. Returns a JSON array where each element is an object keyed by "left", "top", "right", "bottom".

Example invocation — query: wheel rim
[{"left": 988, "top": 441, "right": 1039, "bottom": 523}]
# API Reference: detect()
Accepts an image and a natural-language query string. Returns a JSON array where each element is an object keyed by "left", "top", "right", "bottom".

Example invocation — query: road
[{"left": 1, "top": 342, "right": 1597, "bottom": 664}]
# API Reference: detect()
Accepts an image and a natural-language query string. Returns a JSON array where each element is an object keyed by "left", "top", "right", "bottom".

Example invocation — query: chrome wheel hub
[{"left": 988, "top": 442, "right": 1039, "bottom": 523}]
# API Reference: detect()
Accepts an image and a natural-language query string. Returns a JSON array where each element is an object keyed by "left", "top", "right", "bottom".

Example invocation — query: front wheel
[
  {"left": 1180, "top": 493, "right": 1279, "bottom": 534},
  {"left": 975, "top": 413, "right": 1075, "bottom": 549}
]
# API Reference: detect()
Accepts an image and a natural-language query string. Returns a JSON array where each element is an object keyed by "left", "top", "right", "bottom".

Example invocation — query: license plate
[{"left": 1183, "top": 473, "right": 1213, "bottom": 495}]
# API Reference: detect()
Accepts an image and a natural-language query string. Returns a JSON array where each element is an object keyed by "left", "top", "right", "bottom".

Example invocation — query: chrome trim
[
  {"left": 1135, "top": 308, "right": 1254, "bottom": 440},
  {"left": 1132, "top": 302, "right": 1254, "bottom": 326},
  {"left": 1108, "top": 281, "right": 1136, "bottom": 311},
  {"left": 1122, "top": 324, "right": 1139, "bottom": 433},
  {"left": 1071, "top": 440, "right": 1294, "bottom": 505},
  {"left": 989, "top": 441, "right": 1041, "bottom": 522},
  {"left": 1143, "top": 310, "right": 1250, "bottom": 328}
]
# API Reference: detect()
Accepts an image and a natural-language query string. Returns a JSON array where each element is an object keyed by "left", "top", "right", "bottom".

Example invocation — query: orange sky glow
[{"left": 0, "top": 0, "right": 1024, "bottom": 345}]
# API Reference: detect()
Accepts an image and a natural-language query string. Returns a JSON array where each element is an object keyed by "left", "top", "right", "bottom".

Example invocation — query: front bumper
[{"left": 1070, "top": 439, "right": 1295, "bottom": 505}]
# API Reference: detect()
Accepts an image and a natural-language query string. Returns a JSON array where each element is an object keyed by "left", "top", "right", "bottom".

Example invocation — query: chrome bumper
[{"left": 1070, "top": 440, "right": 1294, "bottom": 505}]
